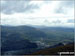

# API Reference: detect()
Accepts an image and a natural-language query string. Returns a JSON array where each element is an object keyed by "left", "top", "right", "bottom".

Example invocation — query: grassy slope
[{"left": 32, "top": 43, "right": 74, "bottom": 55}]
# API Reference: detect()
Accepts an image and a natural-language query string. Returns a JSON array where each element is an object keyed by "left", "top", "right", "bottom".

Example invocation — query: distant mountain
[
  {"left": 1, "top": 25, "right": 47, "bottom": 55},
  {"left": 1, "top": 25, "right": 47, "bottom": 40},
  {"left": 39, "top": 27, "right": 74, "bottom": 32},
  {"left": 38, "top": 27, "right": 74, "bottom": 46},
  {"left": 31, "top": 25, "right": 74, "bottom": 32}
]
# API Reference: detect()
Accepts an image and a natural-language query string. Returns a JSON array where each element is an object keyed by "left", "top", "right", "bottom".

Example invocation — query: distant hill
[
  {"left": 1, "top": 25, "right": 46, "bottom": 55},
  {"left": 32, "top": 25, "right": 74, "bottom": 32},
  {"left": 1, "top": 25, "right": 46, "bottom": 40},
  {"left": 39, "top": 27, "right": 74, "bottom": 32},
  {"left": 38, "top": 27, "right": 74, "bottom": 46}
]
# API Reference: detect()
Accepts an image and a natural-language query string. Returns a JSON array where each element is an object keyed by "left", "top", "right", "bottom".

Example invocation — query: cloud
[
  {"left": 67, "top": 19, "right": 74, "bottom": 23},
  {"left": 1, "top": 0, "right": 74, "bottom": 27},
  {"left": 1, "top": 0, "right": 39, "bottom": 14},
  {"left": 55, "top": 1, "right": 74, "bottom": 14}
]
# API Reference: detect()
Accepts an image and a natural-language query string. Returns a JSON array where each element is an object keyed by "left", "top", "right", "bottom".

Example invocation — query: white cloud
[{"left": 1, "top": 0, "right": 74, "bottom": 27}]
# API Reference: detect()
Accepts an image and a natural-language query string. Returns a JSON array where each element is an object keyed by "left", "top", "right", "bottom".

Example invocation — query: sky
[{"left": 0, "top": 0, "right": 74, "bottom": 27}]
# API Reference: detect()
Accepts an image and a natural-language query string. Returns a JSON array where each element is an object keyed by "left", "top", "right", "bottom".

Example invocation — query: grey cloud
[
  {"left": 67, "top": 19, "right": 74, "bottom": 23},
  {"left": 44, "top": 19, "right": 50, "bottom": 24},
  {"left": 63, "top": 1, "right": 74, "bottom": 7},
  {"left": 55, "top": 7, "right": 64, "bottom": 14},
  {"left": 1, "top": 0, "right": 39, "bottom": 14},
  {"left": 55, "top": 1, "right": 74, "bottom": 14},
  {"left": 44, "top": 19, "right": 61, "bottom": 24},
  {"left": 52, "top": 20, "right": 61, "bottom": 24}
]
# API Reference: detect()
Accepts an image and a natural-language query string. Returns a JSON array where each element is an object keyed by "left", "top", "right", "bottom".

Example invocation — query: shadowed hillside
[{"left": 32, "top": 43, "right": 74, "bottom": 55}]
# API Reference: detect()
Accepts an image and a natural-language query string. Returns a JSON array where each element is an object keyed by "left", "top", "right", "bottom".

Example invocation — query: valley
[{"left": 1, "top": 25, "right": 74, "bottom": 55}]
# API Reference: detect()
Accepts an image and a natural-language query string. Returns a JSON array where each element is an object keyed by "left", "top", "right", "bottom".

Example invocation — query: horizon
[{"left": 1, "top": 24, "right": 74, "bottom": 28}]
